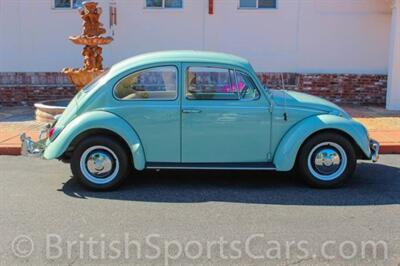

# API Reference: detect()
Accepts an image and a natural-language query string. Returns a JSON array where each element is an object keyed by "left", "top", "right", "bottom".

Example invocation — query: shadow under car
[{"left": 60, "top": 161, "right": 400, "bottom": 206}]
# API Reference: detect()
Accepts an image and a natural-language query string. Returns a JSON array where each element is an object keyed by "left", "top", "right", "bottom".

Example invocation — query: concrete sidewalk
[
  {"left": 1, "top": 105, "right": 400, "bottom": 156},
  {"left": 343, "top": 105, "right": 400, "bottom": 154},
  {"left": 0, "top": 107, "right": 44, "bottom": 155}
]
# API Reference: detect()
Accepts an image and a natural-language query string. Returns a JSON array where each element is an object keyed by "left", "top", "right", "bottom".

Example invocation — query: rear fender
[{"left": 44, "top": 111, "right": 146, "bottom": 170}]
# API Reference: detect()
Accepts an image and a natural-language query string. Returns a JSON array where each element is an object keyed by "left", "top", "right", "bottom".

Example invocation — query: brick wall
[
  {"left": 0, "top": 72, "right": 387, "bottom": 106},
  {"left": 257, "top": 73, "right": 387, "bottom": 105},
  {"left": 0, "top": 73, "right": 75, "bottom": 106}
]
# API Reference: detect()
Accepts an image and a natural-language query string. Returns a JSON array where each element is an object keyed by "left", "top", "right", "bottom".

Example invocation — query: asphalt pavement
[{"left": 0, "top": 155, "right": 399, "bottom": 265}]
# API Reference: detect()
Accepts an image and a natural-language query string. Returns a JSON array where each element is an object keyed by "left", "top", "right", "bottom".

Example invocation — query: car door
[{"left": 181, "top": 64, "right": 271, "bottom": 163}]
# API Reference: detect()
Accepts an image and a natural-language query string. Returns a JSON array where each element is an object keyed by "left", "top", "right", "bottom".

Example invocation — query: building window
[
  {"left": 146, "top": 0, "right": 183, "bottom": 8},
  {"left": 54, "top": 0, "right": 84, "bottom": 9},
  {"left": 239, "top": 0, "right": 276, "bottom": 9}
]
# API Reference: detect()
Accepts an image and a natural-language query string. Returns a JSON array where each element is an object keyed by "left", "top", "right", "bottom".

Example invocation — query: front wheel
[
  {"left": 70, "top": 136, "right": 130, "bottom": 191},
  {"left": 297, "top": 132, "right": 356, "bottom": 188}
]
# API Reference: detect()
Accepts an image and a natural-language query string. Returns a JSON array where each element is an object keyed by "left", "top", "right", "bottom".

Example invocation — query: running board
[{"left": 146, "top": 162, "right": 276, "bottom": 170}]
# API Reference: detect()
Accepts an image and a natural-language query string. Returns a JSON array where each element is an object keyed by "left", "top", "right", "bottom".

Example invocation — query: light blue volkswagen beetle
[{"left": 21, "top": 51, "right": 379, "bottom": 190}]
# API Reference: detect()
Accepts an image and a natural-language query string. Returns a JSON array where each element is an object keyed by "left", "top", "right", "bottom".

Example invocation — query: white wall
[
  {"left": 0, "top": 0, "right": 392, "bottom": 74},
  {"left": 0, "top": 0, "right": 109, "bottom": 72}
]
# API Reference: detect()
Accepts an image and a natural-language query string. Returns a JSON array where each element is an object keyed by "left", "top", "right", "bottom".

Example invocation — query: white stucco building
[{"left": 0, "top": 0, "right": 399, "bottom": 109}]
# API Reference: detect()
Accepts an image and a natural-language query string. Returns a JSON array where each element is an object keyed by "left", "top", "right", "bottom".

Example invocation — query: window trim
[
  {"left": 185, "top": 66, "right": 240, "bottom": 101},
  {"left": 144, "top": 0, "right": 184, "bottom": 9},
  {"left": 234, "top": 70, "right": 261, "bottom": 101},
  {"left": 238, "top": 0, "right": 277, "bottom": 9},
  {"left": 113, "top": 65, "right": 179, "bottom": 101}
]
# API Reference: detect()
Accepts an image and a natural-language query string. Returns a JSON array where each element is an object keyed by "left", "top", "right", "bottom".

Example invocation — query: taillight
[{"left": 48, "top": 127, "right": 55, "bottom": 139}]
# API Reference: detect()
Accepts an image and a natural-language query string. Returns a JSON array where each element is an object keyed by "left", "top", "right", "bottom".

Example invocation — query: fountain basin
[
  {"left": 63, "top": 68, "right": 104, "bottom": 92},
  {"left": 69, "top": 36, "right": 113, "bottom": 46},
  {"left": 34, "top": 99, "right": 71, "bottom": 123}
]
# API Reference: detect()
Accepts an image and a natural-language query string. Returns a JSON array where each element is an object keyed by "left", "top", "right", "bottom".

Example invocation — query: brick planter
[{"left": 0, "top": 72, "right": 387, "bottom": 106}]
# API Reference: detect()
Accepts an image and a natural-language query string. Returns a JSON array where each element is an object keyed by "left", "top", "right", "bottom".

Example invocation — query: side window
[
  {"left": 114, "top": 66, "right": 177, "bottom": 100},
  {"left": 186, "top": 67, "right": 238, "bottom": 100},
  {"left": 235, "top": 71, "right": 260, "bottom": 100}
]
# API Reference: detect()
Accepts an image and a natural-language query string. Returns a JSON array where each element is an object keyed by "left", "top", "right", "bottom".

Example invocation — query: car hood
[{"left": 269, "top": 89, "right": 348, "bottom": 115}]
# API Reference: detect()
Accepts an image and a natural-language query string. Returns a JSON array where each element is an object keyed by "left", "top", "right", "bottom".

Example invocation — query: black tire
[
  {"left": 70, "top": 135, "right": 130, "bottom": 191},
  {"left": 296, "top": 132, "right": 356, "bottom": 188}
]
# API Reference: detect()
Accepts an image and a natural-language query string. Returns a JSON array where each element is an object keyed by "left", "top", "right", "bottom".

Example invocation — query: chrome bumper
[
  {"left": 370, "top": 139, "right": 380, "bottom": 163},
  {"left": 20, "top": 124, "right": 50, "bottom": 157}
]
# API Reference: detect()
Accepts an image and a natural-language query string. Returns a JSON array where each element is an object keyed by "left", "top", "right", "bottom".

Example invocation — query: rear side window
[
  {"left": 114, "top": 66, "right": 177, "bottom": 100},
  {"left": 186, "top": 67, "right": 238, "bottom": 100}
]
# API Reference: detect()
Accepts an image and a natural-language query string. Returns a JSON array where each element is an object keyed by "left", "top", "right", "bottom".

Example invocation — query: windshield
[{"left": 82, "top": 70, "right": 109, "bottom": 93}]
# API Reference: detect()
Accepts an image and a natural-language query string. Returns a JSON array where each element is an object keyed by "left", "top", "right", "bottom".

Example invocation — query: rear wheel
[
  {"left": 70, "top": 136, "right": 130, "bottom": 191},
  {"left": 297, "top": 132, "right": 356, "bottom": 188}
]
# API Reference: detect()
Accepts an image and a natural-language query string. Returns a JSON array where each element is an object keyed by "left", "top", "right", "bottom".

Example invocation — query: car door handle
[{"left": 182, "top": 109, "right": 202, "bottom": 114}]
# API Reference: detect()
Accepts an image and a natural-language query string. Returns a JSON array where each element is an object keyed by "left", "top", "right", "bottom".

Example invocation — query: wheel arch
[
  {"left": 273, "top": 114, "right": 371, "bottom": 171},
  {"left": 296, "top": 128, "right": 367, "bottom": 161},
  {"left": 61, "top": 128, "right": 132, "bottom": 163},
  {"left": 43, "top": 111, "right": 146, "bottom": 170}
]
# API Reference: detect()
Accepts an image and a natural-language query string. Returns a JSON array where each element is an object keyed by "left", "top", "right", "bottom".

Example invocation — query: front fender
[
  {"left": 43, "top": 111, "right": 146, "bottom": 170},
  {"left": 273, "top": 114, "right": 371, "bottom": 171}
]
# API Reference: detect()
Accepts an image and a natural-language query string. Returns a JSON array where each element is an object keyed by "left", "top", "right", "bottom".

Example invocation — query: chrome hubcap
[
  {"left": 307, "top": 142, "right": 347, "bottom": 181},
  {"left": 314, "top": 148, "right": 341, "bottom": 175},
  {"left": 80, "top": 146, "right": 120, "bottom": 185},
  {"left": 86, "top": 151, "right": 114, "bottom": 177}
]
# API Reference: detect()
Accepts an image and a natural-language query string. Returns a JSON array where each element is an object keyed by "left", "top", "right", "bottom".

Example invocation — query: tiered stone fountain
[
  {"left": 35, "top": 1, "right": 113, "bottom": 122},
  {"left": 63, "top": 1, "right": 113, "bottom": 91}
]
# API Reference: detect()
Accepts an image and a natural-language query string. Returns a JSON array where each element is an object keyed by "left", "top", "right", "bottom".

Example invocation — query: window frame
[
  {"left": 145, "top": 0, "right": 183, "bottom": 9},
  {"left": 185, "top": 66, "right": 241, "bottom": 101},
  {"left": 53, "top": 0, "right": 83, "bottom": 9},
  {"left": 238, "top": 0, "right": 277, "bottom": 9},
  {"left": 113, "top": 65, "right": 179, "bottom": 101},
  {"left": 234, "top": 70, "right": 261, "bottom": 101}
]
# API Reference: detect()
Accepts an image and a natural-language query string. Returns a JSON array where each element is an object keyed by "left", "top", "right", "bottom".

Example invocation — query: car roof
[{"left": 110, "top": 50, "right": 253, "bottom": 75}]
